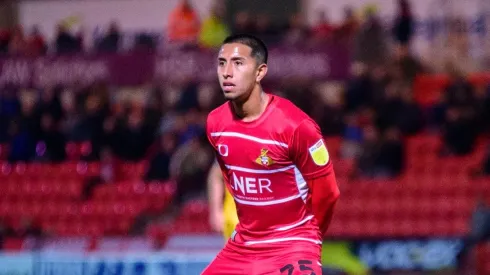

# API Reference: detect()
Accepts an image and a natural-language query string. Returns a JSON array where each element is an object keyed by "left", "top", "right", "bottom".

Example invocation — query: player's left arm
[{"left": 289, "top": 119, "right": 340, "bottom": 235}]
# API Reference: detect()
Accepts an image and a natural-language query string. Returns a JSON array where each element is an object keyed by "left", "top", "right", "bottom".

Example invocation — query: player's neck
[{"left": 232, "top": 88, "right": 269, "bottom": 122}]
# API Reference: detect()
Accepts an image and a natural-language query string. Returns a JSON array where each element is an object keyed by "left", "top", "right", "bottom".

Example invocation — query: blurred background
[{"left": 0, "top": 0, "right": 489, "bottom": 274}]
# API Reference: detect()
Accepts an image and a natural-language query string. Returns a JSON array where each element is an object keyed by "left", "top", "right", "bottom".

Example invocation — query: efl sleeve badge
[{"left": 308, "top": 139, "right": 329, "bottom": 166}]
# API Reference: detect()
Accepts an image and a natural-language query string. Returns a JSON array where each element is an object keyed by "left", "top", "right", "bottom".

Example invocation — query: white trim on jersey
[
  {"left": 210, "top": 132, "right": 289, "bottom": 148},
  {"left": 244, "top": 237, "right": 322, "bottom": 246},
  {"left": 225, "top": 164, "right": 295, "bottom": 174},
  {"left": 275, "top": 215, "right": 314, "bottom": 231},
  {"left": 293, "top": 166, "right": 308, "bottom": 202},
  {"left": 234, "top": 194, "right": 302, "bottom": 206}
]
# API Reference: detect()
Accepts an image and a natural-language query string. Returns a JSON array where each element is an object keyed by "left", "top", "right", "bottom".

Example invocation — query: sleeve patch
[{"left": 308, "top": 139, "right": 329, "bottom": 166}]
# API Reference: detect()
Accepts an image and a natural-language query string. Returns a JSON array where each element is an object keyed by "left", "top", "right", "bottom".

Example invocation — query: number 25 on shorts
[{"left": 279, "top": 260, "right": 316, "bottom": 275}]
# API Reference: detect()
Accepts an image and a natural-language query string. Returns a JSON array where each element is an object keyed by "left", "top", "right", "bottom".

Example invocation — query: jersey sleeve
[{"left": 289, "top": 119, "right": 333, "bottom": 179}]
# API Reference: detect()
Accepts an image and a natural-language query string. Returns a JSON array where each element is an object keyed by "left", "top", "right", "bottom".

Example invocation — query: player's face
[{"left": 217, "top": 43, "right": 266, "bottom": 101}]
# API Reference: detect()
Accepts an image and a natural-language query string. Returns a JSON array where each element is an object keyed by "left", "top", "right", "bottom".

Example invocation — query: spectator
[
  {"left": 345, "top": 62, "right": 373, "bottom": 112},
  {"left": 376, "top": 127, "right": 404, "bottom": 177},
  {"left": 311, "top": 10, "right": 335, "bottom": 43},
  {"left": 109, "top": 107, "right": 154, "bottom": 161},
  {"left": 8, "top": 92, "right": 40, "bottom": 162},
  {"left": 370, "top": 65, "right": 391, "bottom": 108},
  {"left": 392, "top": 0, "right": 414, "bottom": 48},
  {"left": 442, "top": 107, "right": 477, "bottom": 156},
  {"left": 341, "top": 114, "right": 363, "bottom": 159},
  {"left": 145, "top": 133, "right": 176, "bottom": 182},
  {"left": 25, "top": 25, "right": 47, "bottom": 56},
  {"left": 38, "top": 86, "right": 63, "bottom": 123},
  {"left": 60, "top": 90, "right": 81, "bottom": 141},
  {"left": 438, "top": 64, "right": 478, "bottom": 155},
  {"left": 232, "top": 11, "right": 255, "bottom": 34},
  {"left": 393, "top": 44, "right": 424, "bottom": 83},
  {"left": 55, "top": 24, "right": 79, "bottom": 54},
  {"left": 169, "top": 134, "right": 213, "bottom": 205},
  {"left": 8, "top": 26, "right": 26, "bottom": 56},
  {"left": 375, "top": 81, "right": 406, "bottom": 132},
  {"left": 353, "top": 6, "right": 388, "bottom": 67},
  {"left": 176, "top": 82, "right": 199, "bottom": 112},
  {"left": 334, "top": 6, "right": 359, "bottom": 42},
  {"left": 0, "top": 28, "right": 10, "bottom": 54},
  {"left": 312, "top": 82, "right": 344, "bottom": 136},
  {"left": 198, "top": 4, "right": 229, "bottom": 49},
  {"left": 178, "top": 109, "right": 205, "bottom": 145},
  {"left": 96, "top": 21, "right": 121, "bottom": 53},
  {"left": 253, "top": 14, "right": 279, "bottom": 46},
  {"left": 37, "top": 114, "right": 66, "bottom": 162},
  {"left": 145, "top": 87, "right": 165, "bottom": 135},
  {"left": 0, "top": 88, "right": 21, "bottom": 119},
  {"left": 397, "top": 88, "right": 424, "bottom": 135},
  {"left": 71, "top": 93, "right": 105, "bottom": 159},
  {"left": 283, "top": 13, "right": 309, "bottom": 46},
  {"left": 352, "top": 125, "right": 380, "bottom": 178},
  {"left": 167, "top": 0, "right": 200, "bottom": 46}
]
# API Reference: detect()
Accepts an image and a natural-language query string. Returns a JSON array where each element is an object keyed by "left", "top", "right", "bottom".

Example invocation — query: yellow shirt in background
[
  {"left": 199, "top": 16, "right": 230, "bottom": 49},
  {"left": 223, "top": 188, "right": 238, "bottom": 239}
]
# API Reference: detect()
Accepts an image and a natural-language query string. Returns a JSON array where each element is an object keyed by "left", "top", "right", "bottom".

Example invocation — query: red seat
[
  {"left": 181, "top": 199, "right": 208, "bottom": 219},
  {"left": 0, "top": 162, "right": 12, "bottom": 178},
  {"left": 55, "top": 162, "right": 80, "bottom": 179},
  {"left": 0, "top": 144, "right": 10, "bottom": 160},
  {"left": 85, "top": 220, "right": 104, "bottom": 237},
  {"left": 117, "top": 161, "right": 147, "bottom": 180},
  {"left": 86, "top": 162, "right": 101, "bottom": 177},
  {"left": 65, "top": 142, "right": 82, "bottom": 161},
  {"left": 80, "top": 202, "right": 96, "bottom": 219},
  {"left": 468, "top": 72, "right": 490, "bottom": 89},
  {"left": 114, "top": 219, "right": 132, "bottom": 234},
  {"left": 413, "top": 74, "right": 450, "bottom": 106},
  {"left": 94, "top": 184, "right": 117, "bottom": 200},
  {"left": 116, "top": 182, "right": 133, "bottom": 197},
  {"left": 65, "top": 180, "right": 82, "bottom": 198},
  {"left": 412, "top": 219, "right": 433, "bottom": 236}
]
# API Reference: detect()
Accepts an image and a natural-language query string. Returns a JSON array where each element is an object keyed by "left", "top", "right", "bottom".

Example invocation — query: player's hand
[{"left": 209, "top": 210, "right": 224, "bottom": 233}]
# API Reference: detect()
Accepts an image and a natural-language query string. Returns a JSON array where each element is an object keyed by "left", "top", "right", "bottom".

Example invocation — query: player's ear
[{"left": 256, "top": 63, "right": 268, "bottom": 82}]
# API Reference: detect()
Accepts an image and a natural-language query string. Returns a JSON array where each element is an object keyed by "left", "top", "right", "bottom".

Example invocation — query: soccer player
[{"left": 203, "top": 34, "right": 340, "bottom": 275}]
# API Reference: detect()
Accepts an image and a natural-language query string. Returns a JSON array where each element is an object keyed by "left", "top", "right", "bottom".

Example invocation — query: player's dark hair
[{"left": 222, "top": 34, "right": 268, "bottom": 65}]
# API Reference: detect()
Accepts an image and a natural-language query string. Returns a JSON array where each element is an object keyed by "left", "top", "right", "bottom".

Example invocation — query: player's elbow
[
  {"left": 330, "top": 188, "right": 340, "bottom": 211},
  {"left": 311, "top": 175, "right": 340, "bottom": 202}
]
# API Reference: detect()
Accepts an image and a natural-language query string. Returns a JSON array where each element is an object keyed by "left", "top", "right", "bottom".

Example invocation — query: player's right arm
[{"left": 207, "top": 160, "right": 224, "bottom": 233}]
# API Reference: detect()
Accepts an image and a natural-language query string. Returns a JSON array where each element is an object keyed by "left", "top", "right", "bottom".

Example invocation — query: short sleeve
[{"left": 289, "top": 119, "right": 332, "bottom": 180}]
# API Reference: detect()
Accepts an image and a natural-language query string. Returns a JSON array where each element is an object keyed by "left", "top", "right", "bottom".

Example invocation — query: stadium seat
[
  {"left": 0, "top": 144, "right": 9, "bottom": 160},
  {"left": 117, "top": 161, "right": 147, "bottom": 181},
  {"left": 65, "top": 142, "right": 82, "bottom": 160},
  {"left": 468, "top": 73, "right": 490, "bottom": 89},
  {"left": 413, "top": 74, "right": 450, "bottom": 106}
]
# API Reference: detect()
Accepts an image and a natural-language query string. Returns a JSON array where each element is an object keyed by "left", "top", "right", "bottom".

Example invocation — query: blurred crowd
[
  {"left": 0, "top": 0, "right": 489, "bottom": 200},
  {"left": 0, "top": 0, "right": 413, "bottom": 55}
]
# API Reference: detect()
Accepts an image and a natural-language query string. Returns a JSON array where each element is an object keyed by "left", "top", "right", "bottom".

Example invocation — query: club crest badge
[{"left": 255, "top": 149, "right": 274, "bottom": 166}]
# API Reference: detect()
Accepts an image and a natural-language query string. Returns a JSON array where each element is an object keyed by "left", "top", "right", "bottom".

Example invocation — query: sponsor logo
[{"left": 232, "top": 173, "right": 272, "bottom": 195}]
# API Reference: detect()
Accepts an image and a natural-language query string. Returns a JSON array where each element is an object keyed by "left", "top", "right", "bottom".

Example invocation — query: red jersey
[{"left": 206, "top": 94, "right": 335, "bottom": 248}]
